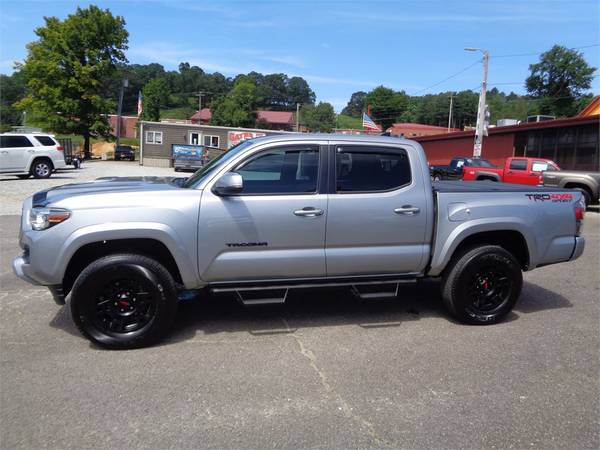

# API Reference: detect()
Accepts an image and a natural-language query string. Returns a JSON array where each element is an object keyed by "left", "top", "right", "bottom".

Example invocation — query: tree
[
  {"left": 341, "top": 91, "right": 366, "bottom": 117},
  {"left": 526, "top": 45, "right": 596, "bottom": 117},
  {"left": 364, "top": 86, "right": 409, "bottom": 129},
  {"left": 16, "top": 5, "right": 128, "bottom": 157},
  {"left": 139, "top": 78, "right": 169, "bottom": 122},
  {"left": 301, "top": 102, "right": 335, "bottom": 132},
  {"left": 210, "top": 77, "right": 257, "bottom": 127},
  {"left": 0, "top": 71, "right": 26, "bottom": 130},
  {"left": 287, "top": 76, "right": 315, "bottom": 106}
]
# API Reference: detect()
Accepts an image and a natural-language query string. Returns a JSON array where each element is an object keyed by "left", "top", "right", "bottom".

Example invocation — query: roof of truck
[{"left": 249, "top": 133, "right": 413, "bottom": 145}]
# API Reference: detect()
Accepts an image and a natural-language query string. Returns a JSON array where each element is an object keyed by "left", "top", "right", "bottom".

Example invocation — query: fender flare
[{"left": 474, "top": 171, "right": 500, "bottom": 181}]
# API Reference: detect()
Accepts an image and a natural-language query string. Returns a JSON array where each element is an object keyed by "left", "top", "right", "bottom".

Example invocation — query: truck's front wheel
[
  {"left": 69, "top": 254, "right": 178, "bottom": 349},
  {"left": 441, "top": 245, "right": 522, "bottom": 325}
]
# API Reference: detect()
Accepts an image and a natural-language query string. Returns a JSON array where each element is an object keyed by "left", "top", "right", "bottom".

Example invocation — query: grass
[
  {"left": 160, "top": 107, "right": 195, "bottom": 121},
  {"left": 336, "top": 114, "right": 362, "bottom": 130}
]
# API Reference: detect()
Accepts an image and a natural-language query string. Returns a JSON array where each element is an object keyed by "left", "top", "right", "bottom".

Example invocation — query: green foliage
[
  {"left": 17, "top": 5, "right": 128, "bottom": 155},
  {"left": 160, "top": 106, "right": 196, "bottom": 120},
  {"left": 341, "top": 91, "right": 367, "bottom": 117},
  {"left": 0, "top": 71, "right": 26, "bottom": 127},
  {"left": 211, "top": 77, "right": 258, "bottom": 128},
  {"left": 140, "top": 77, "right": 168, "bottom": 122},
  {"left": 364, "top": 86, "right": 409, "bottom": 129},
  {"left": 335, "top": 114, "right": 362, "bottom": 129},
  {"left": 301, "top": 102, "right": 336, "bottom": 132},
  {"left": 526, "top": 45, "right": 596, "bottom": 117}
]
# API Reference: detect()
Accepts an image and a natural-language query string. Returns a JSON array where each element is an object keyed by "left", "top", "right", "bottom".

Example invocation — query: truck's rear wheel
[
  {"left": 69, "top": 254, "right": 178, "bottom": 349},
  {"left": 441, "top": 245, "right": 522, "bottom": 325}
]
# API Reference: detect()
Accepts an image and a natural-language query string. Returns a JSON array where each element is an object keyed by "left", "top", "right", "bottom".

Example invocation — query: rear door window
[
  {"left": 0, "top": 136, "right": 34, "bottom": 148},
  {"left": 509, "top": 159, "right": 528, "bottom": 170},
  {"left": 531, "top": 161, "right": 551, "bottom": 172},
  {"left": 34, "top": 136, "right": 57, "bottom": 146},
  {"left": 335, "top": 146, "right": 411, "bottom": 192}
]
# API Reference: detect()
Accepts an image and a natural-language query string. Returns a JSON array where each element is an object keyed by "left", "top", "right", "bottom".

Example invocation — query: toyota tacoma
[{"left": 13, "top": 135, "right": 586, "bottom": 349}]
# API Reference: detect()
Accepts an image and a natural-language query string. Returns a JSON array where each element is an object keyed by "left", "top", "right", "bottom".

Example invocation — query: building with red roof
[
  {"left": 386, "top": 123, "right": 460, "bottom": 138},
  {"left": 190, "top": 109, "right": 295, "bottom": 131}
]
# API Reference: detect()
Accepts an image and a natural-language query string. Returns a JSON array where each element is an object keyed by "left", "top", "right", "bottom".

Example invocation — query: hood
[{"left": 32, "top": 176, "right": 189, "bottom": 207}]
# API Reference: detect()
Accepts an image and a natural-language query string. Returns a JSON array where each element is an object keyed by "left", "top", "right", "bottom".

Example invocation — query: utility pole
[
  {"left": 296, "top": 103, "right": 300, "bottom": 132},
  {"left": 465, "top": 48, "right": 489, "bottom": 157},
  {"left": 195, "top": 92, "right": 206, "bottom": 113},
  {"left": 115, "top": 78, "right": 129, "bottom": 147},
  {"left": 447, "top": 93, "right": 454, "bottom": 132}
]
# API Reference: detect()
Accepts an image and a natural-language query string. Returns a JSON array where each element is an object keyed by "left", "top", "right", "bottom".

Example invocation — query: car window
[
  {"left": 469, "top": 158, "right": 495, "bottom": 168},
  {"left": 449, "top": 158, "right": 463, "bottom": 169},
  {"left": 531, "top": 161, "right": 548, "bottom": 172},
  {"left": 34, "top": 136, "right": 56, "bottom": 146},
  {"left": 336, "top": 147, "right": 411, "bottom": 192},
  {"left": 0, "top": 136, "right": 34, "bottom": 148},
  {"left": 509, "top": 159, "right": 528, "bottom": 170},
  {"left": 235, "top": 145, "right": 319, "bottom": 194}
]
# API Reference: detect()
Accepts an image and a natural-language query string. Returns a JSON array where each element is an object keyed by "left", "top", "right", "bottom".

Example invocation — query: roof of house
[
  {"left": 256, "top": 110, "right": 294, "bottom": 124},
  {"left": 389, "top": 123, "right": 454, "bottom": 130},
  {"left": 414, "top": 114, "right": 600, "bottom": 142},
  {"left": 578, "top": 96, "right": 600, "bottom": 117},
  {"left": 191, "top": 108, "right": 212, "bottom": 121}
]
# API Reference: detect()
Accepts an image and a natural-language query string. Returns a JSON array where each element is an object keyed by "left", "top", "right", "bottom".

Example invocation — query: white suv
[{"left": 0, "top": 133, "right": 67, "bottom": 179}]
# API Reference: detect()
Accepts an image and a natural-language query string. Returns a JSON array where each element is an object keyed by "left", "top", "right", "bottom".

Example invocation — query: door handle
[
  {"left": 394, "top": 205, "right": 420, "bottom": 215},
  {"left": 1, "top": 151, "right": 8, "bottom": 154},
  {"left": 27, "top": 150, "right": 35, "bottom": 153},
  {"left": 294, "top": 207, "right": 324, "bottom": 217}
]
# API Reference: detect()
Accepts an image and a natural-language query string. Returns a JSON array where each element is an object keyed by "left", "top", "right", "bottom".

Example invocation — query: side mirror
[{"left": 213, "top": 172, "right": 243, "bottom": 196}]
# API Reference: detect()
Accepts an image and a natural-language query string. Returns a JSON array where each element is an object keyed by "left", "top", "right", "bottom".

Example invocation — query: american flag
[
  {"left": 362, "top": 112, "right": 381, "bottom": 131},
  {"left": 137, "top": 91, "right": 143, "bottom": 117}
]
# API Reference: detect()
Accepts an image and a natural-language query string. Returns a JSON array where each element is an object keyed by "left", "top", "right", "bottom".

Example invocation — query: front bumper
[
  {"left": 570, "top": 236, "right": 585, "bottom": 261},
  {"left": 12, "top": 255, "right": 41, "bottom": 286}
]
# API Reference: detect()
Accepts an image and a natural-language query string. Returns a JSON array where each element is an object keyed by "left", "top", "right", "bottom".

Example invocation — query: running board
[{"left": 211, "top": 278, "right": 416, "bottom": 305}]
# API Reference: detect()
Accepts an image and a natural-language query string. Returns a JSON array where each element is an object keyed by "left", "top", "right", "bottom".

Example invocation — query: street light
[{"left": 465, "top": 47, "right": 489, "bottom": 157}]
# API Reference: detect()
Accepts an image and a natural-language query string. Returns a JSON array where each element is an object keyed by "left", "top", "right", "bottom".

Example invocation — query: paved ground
[
  {"left": 0, "top": 161, "right": 179, "bottom": 215},
  {"left": 0, "top": 166, "right": 598, "bottom": 449}
]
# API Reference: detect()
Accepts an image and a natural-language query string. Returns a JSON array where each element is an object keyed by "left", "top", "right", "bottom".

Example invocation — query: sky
[{"left": 0, "top": 0, "right": 598, "bottom": 111}]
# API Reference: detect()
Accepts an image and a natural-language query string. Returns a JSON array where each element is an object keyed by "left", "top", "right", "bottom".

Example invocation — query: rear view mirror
[{"left": 213, "top": 172, "right": 243, "bottom": 196}]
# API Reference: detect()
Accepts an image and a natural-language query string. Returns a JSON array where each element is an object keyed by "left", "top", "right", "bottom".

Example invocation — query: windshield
[
  {"left": 467, "top": 158, "right": 496, "bottom": 168},
  {"left": 183, "top": 140, "right": 256, "bottom": 188}
]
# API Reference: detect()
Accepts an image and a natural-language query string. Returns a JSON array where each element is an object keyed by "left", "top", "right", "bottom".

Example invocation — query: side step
[
  {"left": 211, "top": 278, "right": 417, "bottom": 305},
  {"left": 235, "top": 288, "right": 288, "bottom": 306}
]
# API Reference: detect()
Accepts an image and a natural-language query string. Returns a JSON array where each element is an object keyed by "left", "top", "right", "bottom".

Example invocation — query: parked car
[
  {"left": 114, "top": 145, "right": 135, "bottom": 161},
  {"left": 13, "top": 135, "right": 585, "bottom": 349},
  {"left": 462, "top": 157, "right": 559, "bottom": 185},
  {"left": 429, "top": 156, "right": 496, "bottom": 181},
  {"left": 542, "top": 170, "right": 600, "bottom": 206},
  {"left": 0, "top": 133, "right": 66, "bottom": 179}
]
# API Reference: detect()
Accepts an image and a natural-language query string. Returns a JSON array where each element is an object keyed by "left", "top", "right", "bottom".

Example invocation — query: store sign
[
  {"left": 172, "top": 144, "right": 205, "bottom": 161},
  {"left": 228, "top": 131, "right": 266, "bottom": 148}
]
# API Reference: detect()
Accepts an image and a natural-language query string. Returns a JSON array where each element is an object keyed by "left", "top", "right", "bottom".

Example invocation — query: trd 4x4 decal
[{"left": 525, "top": 193, "right": 573, "bottom": 203}]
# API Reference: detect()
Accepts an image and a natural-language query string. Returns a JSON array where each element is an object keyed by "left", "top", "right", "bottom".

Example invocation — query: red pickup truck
[{"left": 462, "top": 157, "right": 560, "bottom": 185}]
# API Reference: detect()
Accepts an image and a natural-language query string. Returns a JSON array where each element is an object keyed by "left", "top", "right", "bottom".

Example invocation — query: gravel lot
[
  {"left": 0, "top": 160, "right": 179, "bottom": 215},
  {"left": 0, "top": 163, "right": 598, "bottom": 449}
]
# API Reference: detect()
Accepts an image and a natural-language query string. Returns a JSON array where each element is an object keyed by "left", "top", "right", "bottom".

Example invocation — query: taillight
[
  {"left": 575, "top": 200, "right": 585, "bottom": 235},
  {"left": 56, "top": 146, "right": 64, "bottom": 151}
]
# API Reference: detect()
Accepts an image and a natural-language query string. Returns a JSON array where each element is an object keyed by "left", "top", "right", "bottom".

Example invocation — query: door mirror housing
[{"left": 213, "top": 172, "right": 244, "bottom": 196}]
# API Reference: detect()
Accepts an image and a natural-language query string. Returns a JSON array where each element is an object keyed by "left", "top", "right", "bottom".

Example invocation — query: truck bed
[{"left": 432, "top": 180, "right": 570, "bottom": 193}]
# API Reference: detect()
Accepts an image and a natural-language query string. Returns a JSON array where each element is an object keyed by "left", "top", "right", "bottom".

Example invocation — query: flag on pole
[
  {"left": 137, "top": 91, "right": 143, "bottom": 117},
  {"left": 362, "top": 112, "right": 381, "bottom": 132}
]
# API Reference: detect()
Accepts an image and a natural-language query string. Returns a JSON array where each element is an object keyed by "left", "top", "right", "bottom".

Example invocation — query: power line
[
  {"left": 411, "top": 59, "right": 482, "bottom": 95},
  {"left": 492, "top": 44, "right": 599, "bottom": 58}
]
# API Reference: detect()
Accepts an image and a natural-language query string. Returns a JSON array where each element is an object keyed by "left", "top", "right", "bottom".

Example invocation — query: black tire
[
  {"left": 441, "top": 245, "right": 522, "bottom": 325},
  {"left": 69, "top": 254, "right": 178, "bottom": 349},
  {"left": 31, "top": 158, "right": 53, "bottom": 179},
  {"left": 16, "top": 174, "right": 30, "bottom": 179}
]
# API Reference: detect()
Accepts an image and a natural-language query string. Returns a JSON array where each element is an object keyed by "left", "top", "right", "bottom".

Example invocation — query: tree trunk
[{"left": 83, "top": 133, "right": 91, "bottom": 160}]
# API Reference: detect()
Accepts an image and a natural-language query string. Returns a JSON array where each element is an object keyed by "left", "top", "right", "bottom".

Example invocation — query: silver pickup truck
[{"left": 13, "top": 135, "right": 586, "bottom": 349}]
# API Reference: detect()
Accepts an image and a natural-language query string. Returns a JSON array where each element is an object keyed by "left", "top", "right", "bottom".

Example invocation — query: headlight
[{"left": 29, "top": 207, "right": 71, "bottom": 231}]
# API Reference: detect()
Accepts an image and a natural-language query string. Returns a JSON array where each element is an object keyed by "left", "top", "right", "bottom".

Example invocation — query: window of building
[
  {"left": 574, "top": 124, "right": 599, "bottom": 170},
  {"left": 189, "top": 132, "right": 200, "bottom": 145},
  {"left": 509, "top": 159, "right": 528, "bottom": 171},
  {"left": 540, "top": 129, "right": 557, "bottom": 160},
  {"left": 556, "top": 128, "right": 576, "bottom": 168},
  {"left": 0, "top": 136, "right": 34, "bottom": 148},
  {"left": 336, "top": 147, "right": 411, "bottom": 192},
  {"left": 145, "top": 131, "right": 163, "bottom": 144},
  {"left": 203, "top": 135, "right": 220, "bottom": 148},
  {"left": 235, "top": 145, "right": 319, "bottom": 194},
  {"left": 34, "top": 136, "right": 57, "bottom": 146},
  {"left": 525, "top": 131, "right": 540, "bottom": 157}
]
